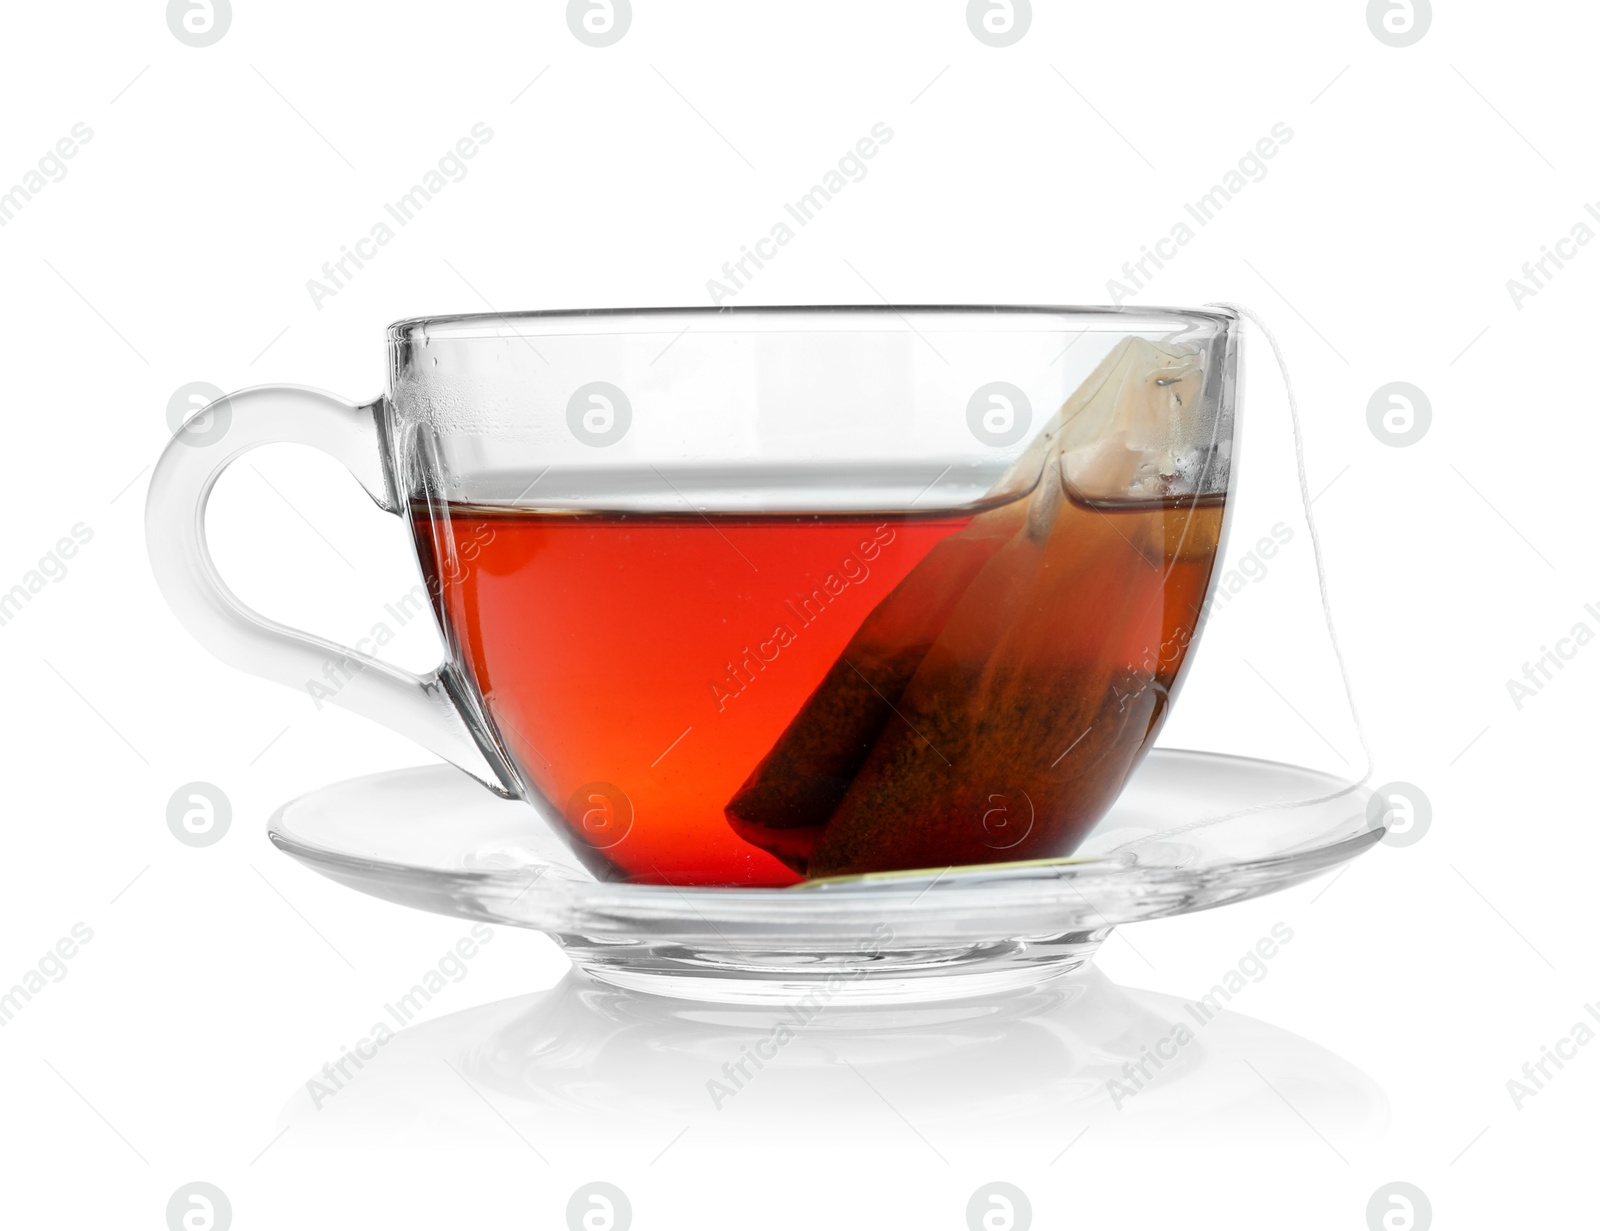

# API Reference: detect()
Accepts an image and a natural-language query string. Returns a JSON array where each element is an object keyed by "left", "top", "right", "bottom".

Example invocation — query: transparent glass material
[
  {"left": 268, "top": 753, "right": 1377, "bottom": 1004},
  {"left": 151, "top": 305, "right": 1388, "bottom": 998},
  {"left": 149, "top": 306, "right": 1244, "bottom": 892}
]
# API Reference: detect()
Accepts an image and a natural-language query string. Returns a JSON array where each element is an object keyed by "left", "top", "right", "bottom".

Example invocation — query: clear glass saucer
[{"left": 268, "top": 750, "right": 1378, "bottom": 1004}]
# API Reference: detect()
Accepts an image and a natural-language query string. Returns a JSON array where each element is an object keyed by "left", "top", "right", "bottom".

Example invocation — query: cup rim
[{"left": 387, "top": 303, "right": 1238, "bottom": 342}]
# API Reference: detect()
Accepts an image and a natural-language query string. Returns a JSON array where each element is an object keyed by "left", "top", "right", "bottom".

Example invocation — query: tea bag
[
  {"left": 725, "top": 337, "right": 1212, "bottom": 876},
  {"left": 723, "top": 507, "right": 1023, "bottom": 865}
]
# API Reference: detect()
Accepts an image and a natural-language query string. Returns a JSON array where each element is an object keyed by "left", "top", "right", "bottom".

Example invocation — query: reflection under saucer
[{"left": 279, "top": 967, "right": 1387, "bottom": 1155}]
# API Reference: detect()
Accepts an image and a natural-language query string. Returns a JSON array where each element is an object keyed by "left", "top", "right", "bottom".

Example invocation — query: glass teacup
[{"left": 148, "top": 306, "right": 1238, "bottom": 887}]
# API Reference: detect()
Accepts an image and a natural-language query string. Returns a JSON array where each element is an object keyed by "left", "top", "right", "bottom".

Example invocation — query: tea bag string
[
  {"left": 1106, "top": 304, "right": 1374, "bottom": 852},
  {"left": 1213, "top": 301, "right": 1374, "bottom": 782}
]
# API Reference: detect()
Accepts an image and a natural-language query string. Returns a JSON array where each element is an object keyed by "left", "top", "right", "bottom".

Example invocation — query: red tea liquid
[{"left": 415, "top": 494, "right": 1222, "bottom": 887}]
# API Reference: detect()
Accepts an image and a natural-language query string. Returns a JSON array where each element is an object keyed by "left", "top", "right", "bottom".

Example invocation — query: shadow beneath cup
[{"left": 277, "top": 966, "right": 1387, "bottom": 1157}]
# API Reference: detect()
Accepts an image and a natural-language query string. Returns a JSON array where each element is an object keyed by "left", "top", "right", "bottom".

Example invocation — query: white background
[{"left": 1, "top": 1, "right": 1593, "bottom": 1227}]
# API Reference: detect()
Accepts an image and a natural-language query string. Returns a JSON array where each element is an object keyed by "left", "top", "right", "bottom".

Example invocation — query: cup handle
[{"left": 145, "top": 384, "right": 514, "bottom": 795}]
